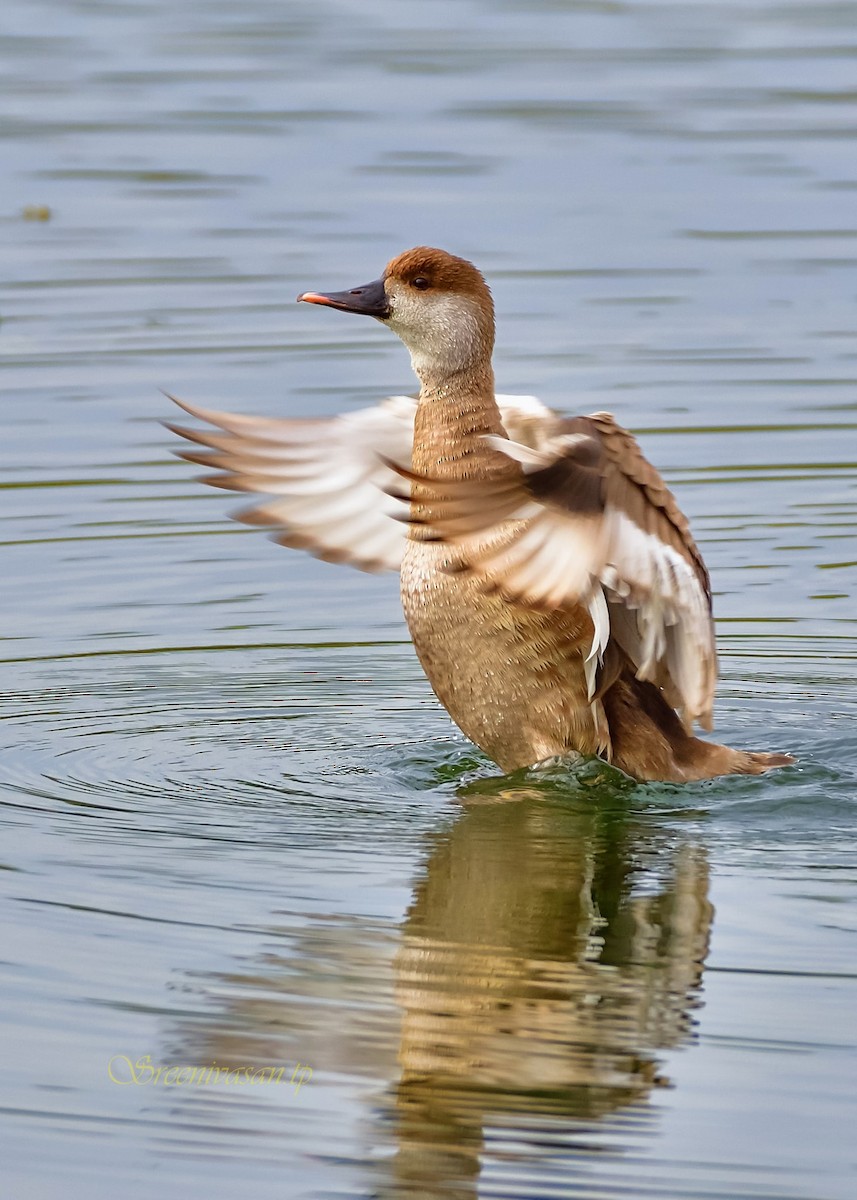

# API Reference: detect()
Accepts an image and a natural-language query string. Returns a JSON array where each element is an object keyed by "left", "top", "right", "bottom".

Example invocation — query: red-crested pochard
[{"left": 166, "top": 247, "right": 794, "bottom": 782}]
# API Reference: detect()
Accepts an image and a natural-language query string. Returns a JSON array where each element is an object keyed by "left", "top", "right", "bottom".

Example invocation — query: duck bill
[{"left": 297, "top": 276, "right": 390, "bottom": 318}]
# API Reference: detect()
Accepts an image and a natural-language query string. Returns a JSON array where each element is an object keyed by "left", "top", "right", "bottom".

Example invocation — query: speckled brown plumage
[{"left": 400, "top": 367, "right": 606, "bottom": 770}]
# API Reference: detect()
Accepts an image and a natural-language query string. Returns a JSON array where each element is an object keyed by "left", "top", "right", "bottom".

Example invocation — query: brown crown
[{"left": 384, "top": 246, "right": 493, "bottom": 304}]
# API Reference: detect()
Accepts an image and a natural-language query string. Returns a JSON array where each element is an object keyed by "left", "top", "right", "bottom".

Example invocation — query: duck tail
[
  {"left": 711, "top": 747, "right": 796, "bottom": 775},
  {"left": 602, "top": 672, "right": 796, "bottom": 781}
]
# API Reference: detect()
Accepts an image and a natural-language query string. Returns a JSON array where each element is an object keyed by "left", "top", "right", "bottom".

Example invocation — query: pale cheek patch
[{"left": 388, "top": 293, "right": 483, "bottom": 376}]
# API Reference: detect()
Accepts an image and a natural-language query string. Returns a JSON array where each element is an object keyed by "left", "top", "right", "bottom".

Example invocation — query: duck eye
[{"left": 412, "top": 277, "right": 430, "bottom": 291}]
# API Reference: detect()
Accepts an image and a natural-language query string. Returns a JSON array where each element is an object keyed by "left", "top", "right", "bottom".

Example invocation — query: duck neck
[{"left": 412, "top": 360, "right": 505, "bottom": 479}]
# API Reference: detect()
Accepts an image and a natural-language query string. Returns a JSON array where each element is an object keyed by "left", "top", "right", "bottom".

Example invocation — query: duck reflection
[
  {"left": 389, "top": 781, "right": 712, "bottom": 1195},
  {"left": 162, "top": 776, "right": 712, "bottom": 1195}
]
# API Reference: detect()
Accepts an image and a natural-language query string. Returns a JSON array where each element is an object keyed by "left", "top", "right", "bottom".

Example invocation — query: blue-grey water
[{"left": 2, "top": 1, "right": 856, "bottom": 1197}]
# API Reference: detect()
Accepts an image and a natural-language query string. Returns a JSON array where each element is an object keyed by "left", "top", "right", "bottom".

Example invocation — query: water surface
[{"left": 2, "top": 1, "right": 856, "bottom": 1197}]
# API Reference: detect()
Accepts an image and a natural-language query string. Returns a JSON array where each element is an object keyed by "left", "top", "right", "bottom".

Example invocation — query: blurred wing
[
  {"left": 165, "top": 392, "right": 555, "bottom": 576},
  {"left": 398, "top": 411, "right": 717, "bottom": 730},
  {"left": 495, "top": 393, "right": 559, "bottom": 446},
  {"left": 165, "top": 393, "right": 416, "bottom": 572}
]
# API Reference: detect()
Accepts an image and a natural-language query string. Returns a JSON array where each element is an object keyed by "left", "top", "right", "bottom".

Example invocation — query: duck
[{"left": 166, "top": 246, "right": 794, "bottom": 782}]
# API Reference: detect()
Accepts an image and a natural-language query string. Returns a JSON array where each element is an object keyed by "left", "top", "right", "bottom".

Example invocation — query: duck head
[{"left": 298, "top": 246, "right": 495, "bottom": 380}]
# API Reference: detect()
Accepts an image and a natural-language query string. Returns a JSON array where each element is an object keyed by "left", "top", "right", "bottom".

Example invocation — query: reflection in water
[
  {"left": 388, "top": 786, "right": 712, "bottom": 1196},
  {"left": 164, "top": 779, "right": 712, "bottom": 1196}
]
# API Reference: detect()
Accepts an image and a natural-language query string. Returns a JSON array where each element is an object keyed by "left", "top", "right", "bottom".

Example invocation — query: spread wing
[
  {"left": 165, "top": 392, "right": 415, "bottom": 572},
  {"left": 394, "top": 412, "right": 717, "bottom": 731},
  {"left": 165, "top": 392, "right": 554, "bottom": 575}
]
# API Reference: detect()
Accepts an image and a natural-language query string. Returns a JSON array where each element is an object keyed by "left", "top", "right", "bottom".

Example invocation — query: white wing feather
[{"left": 167, "top": 392, "right": 552, "bottom": 574}]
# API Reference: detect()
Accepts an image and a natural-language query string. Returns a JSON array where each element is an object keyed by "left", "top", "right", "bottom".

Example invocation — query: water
[{"left": 2, "top": 0, "right": 856, "bottom": 1196}]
